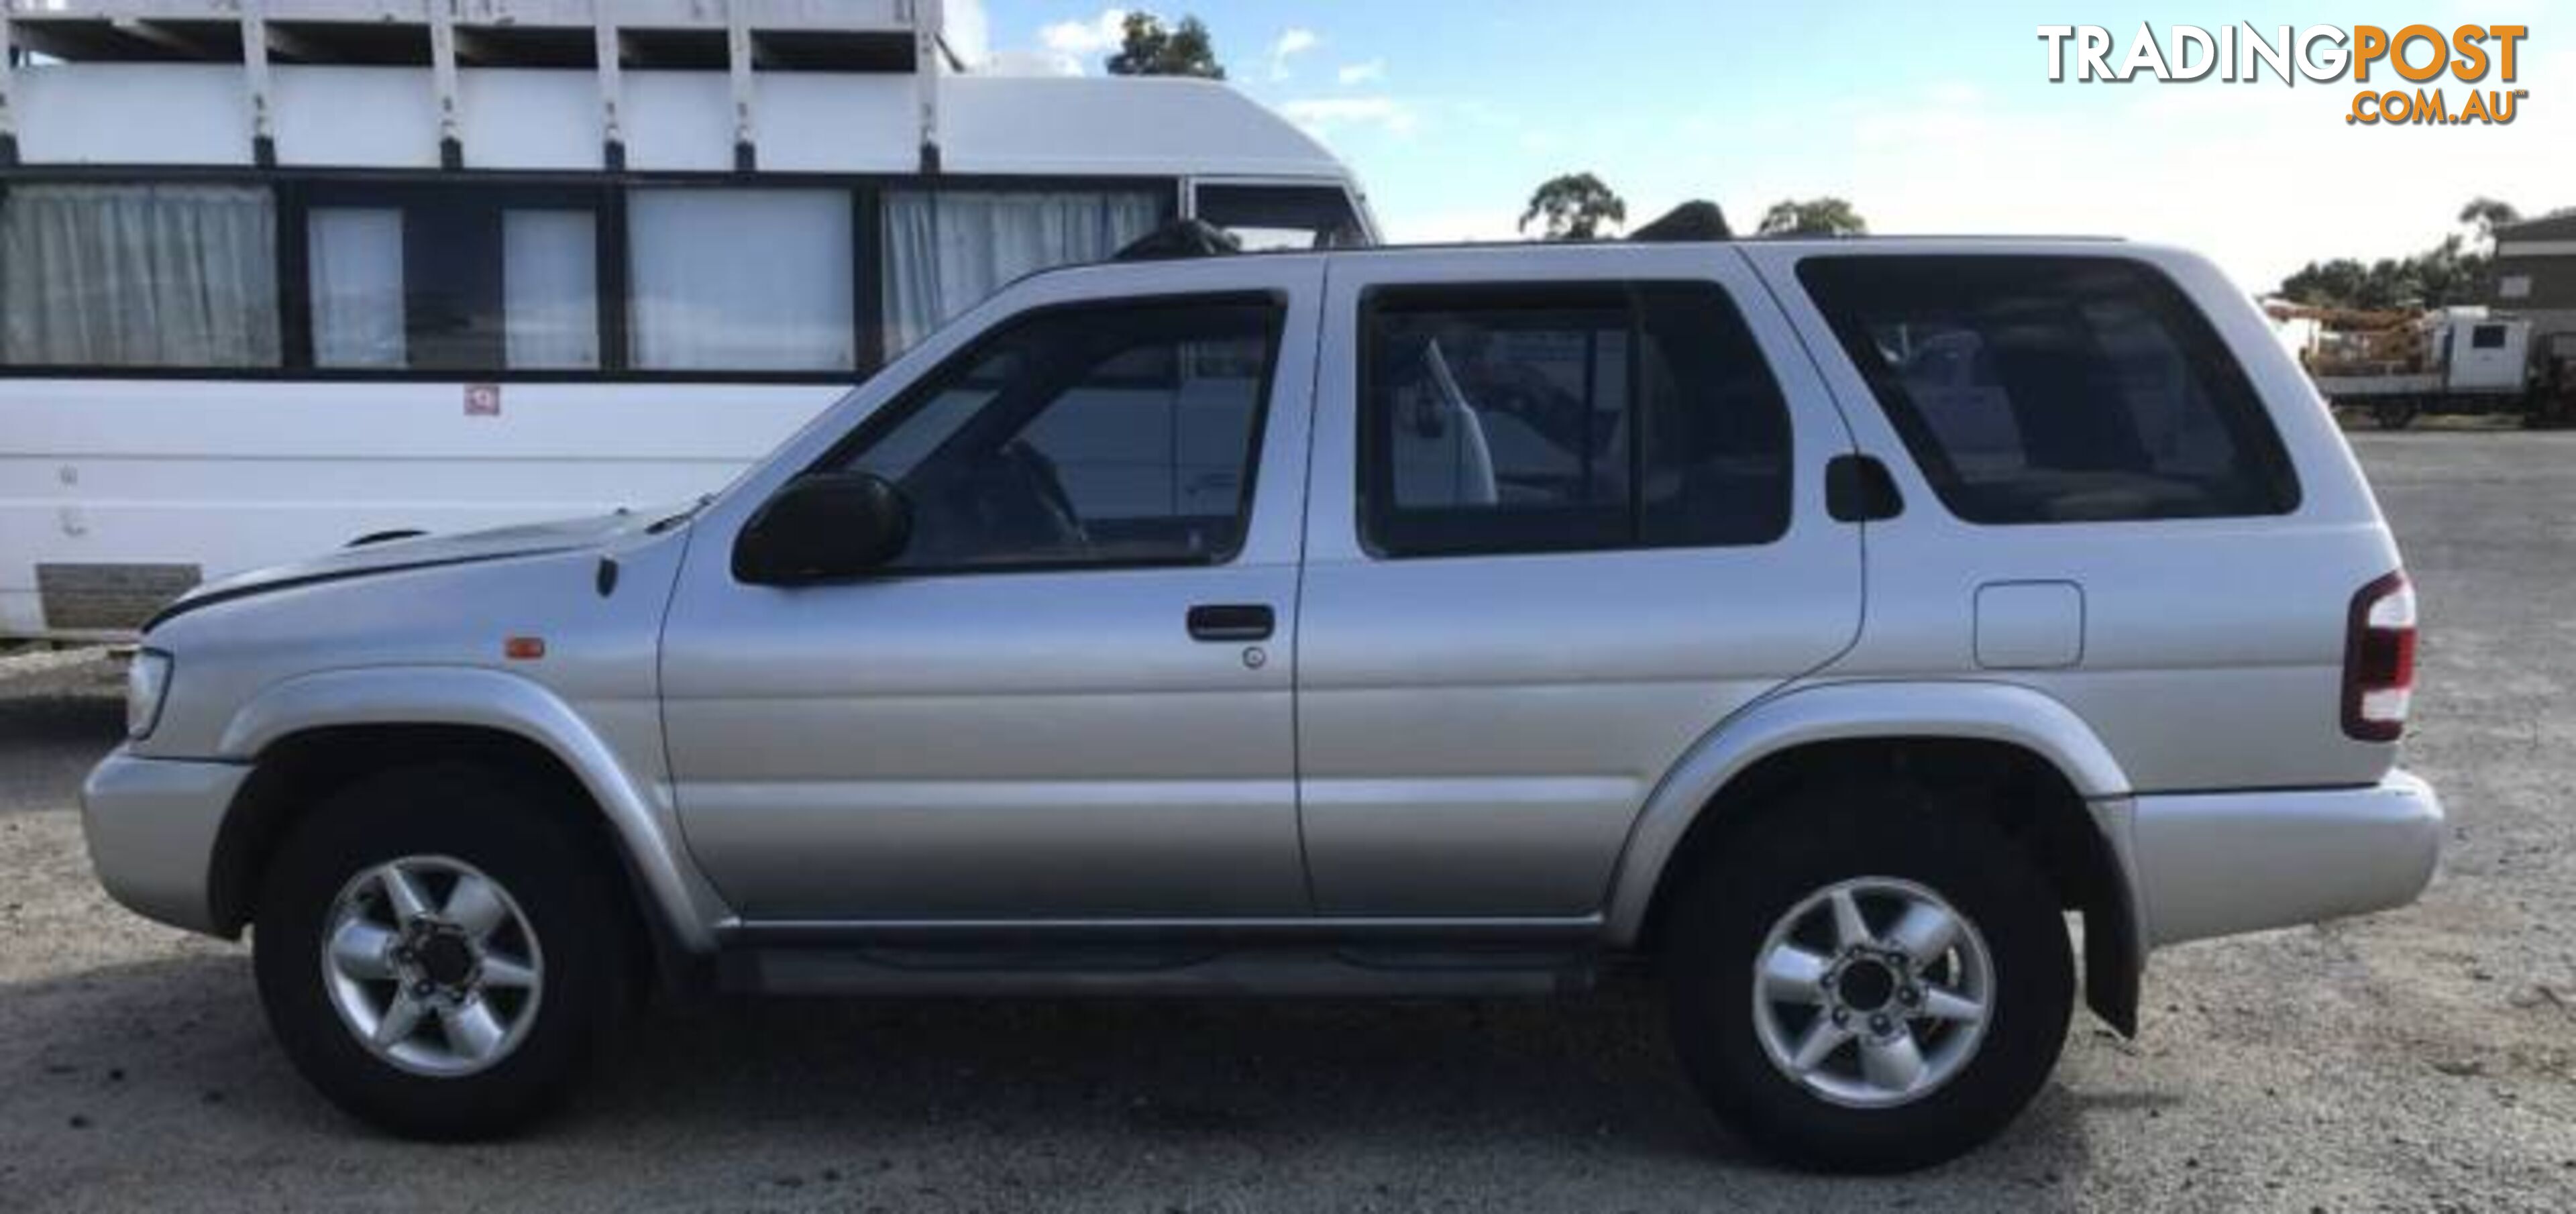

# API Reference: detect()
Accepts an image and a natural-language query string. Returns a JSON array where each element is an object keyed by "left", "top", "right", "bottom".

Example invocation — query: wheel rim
[
  {"left": 1748, "top": 876, "right": 1994, "bottom": 1109},
  {"left": 318, "top": 855, "right": 545, "bottom": 1079}
]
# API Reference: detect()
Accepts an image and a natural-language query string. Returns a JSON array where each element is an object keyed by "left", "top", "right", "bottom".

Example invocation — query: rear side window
[
  {"left": 1798, "top": 256, "right": 2298, "bottom": 524},
  {"left": 1358, "top": 281, "right": 1792, "bottom": 558}
]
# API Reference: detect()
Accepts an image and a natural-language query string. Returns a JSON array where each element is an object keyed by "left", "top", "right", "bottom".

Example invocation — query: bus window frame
[{"left": 0, "top": 166, "right": 1186, "bottom": 385}]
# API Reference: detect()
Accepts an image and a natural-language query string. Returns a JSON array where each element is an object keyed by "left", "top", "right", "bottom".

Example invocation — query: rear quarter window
[{"left": 1796, "top": 256, "right": 2300, "bottom": 524}]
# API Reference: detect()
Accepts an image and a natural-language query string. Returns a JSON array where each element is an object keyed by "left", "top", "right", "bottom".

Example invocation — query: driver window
[{"left": 840, "top": 296, "right": 1284, "bottom": 571}]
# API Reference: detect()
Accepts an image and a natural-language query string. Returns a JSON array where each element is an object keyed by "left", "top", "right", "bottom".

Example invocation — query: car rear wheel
[
  {"left": 1662, "top": 785, "right": 2074, "bottom": 1172},
  {"left": 253, "top": 763, "right": 637, "bottom": 1139}
]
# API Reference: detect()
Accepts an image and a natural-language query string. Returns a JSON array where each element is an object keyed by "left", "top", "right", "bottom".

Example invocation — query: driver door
[{"left": 659, "top": 270, "right": 1320, "bottom": 921}]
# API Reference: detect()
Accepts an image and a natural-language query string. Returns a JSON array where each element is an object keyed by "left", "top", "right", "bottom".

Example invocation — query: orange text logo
[{"left": 2036, "top": 23, "right": 2530, "bottom": 125}]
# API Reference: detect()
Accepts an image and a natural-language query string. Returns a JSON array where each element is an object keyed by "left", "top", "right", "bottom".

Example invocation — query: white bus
[{"left": 0, "top": 0, "right": 1373, "bottom": 639}]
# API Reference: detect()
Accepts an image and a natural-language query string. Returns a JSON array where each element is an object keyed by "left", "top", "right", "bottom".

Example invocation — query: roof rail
[{"left": 1630, "top": 201, "right": 1733, "bottom": 242}]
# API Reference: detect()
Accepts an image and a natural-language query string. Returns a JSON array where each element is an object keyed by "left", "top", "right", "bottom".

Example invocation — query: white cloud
[
  {"left": 1040, "top": 9, "right": 1128, "bottom": 56},
  {"left": 1279, "top": 97, "right": 1419, "bottom": 138},
  {"left": 1269, "top": 28, "right": 1320, "bottom": 80},
  {"left": 1336, "top": 59, "right": 1385, "bottom": 86}
]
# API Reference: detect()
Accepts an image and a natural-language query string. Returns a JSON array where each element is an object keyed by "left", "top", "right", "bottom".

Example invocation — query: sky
[{"left": 962, "top": 1, "right": 2575, "bottom": 294}]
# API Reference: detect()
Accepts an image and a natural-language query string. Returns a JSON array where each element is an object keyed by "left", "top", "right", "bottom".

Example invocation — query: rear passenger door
[{"left": 1295, "top": 248, "right": 1864, "bottom": 918}]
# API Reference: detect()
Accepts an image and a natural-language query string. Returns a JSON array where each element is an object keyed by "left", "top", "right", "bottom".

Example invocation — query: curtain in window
[
  {"left": 0, "top": 184, "right": 279, "bottom": 368},
  {"left": 629, "top": 188, "right": 853, "bottom": 372},
  {"left": 503, "top": 210, "right": 598, "bottom": 370},
  {"left": 882, "top": 190, "right": 1163, "bottom": 355},
  {"left": 308, "top": 207, "right": 406, "bottom": 369}
]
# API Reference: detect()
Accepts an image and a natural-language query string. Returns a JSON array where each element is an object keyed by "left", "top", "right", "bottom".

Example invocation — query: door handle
[{"left": 1187, "top": 604, "right": 1275, "bottom": 642}]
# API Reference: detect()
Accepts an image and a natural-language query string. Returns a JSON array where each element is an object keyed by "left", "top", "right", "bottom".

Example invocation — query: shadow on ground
[{"left": 0, "top": 953, "right": 2113, "bottom": 1211}]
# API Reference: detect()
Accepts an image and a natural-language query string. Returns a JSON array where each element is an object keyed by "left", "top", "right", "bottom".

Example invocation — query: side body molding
[
  {"left": 1600, "top": 679, "right": 2135, "bottom": 946},
  {"left": 219, "top": 666, "right": 729, "bottom": 951}
]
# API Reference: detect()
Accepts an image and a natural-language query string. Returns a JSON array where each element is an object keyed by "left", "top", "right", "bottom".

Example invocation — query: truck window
[
  {"left": 838, "top": 296, "right": 1282, "bottom": 571},
  {"left": 307, "top": 186, "right": 604, "bottom": 372},
  {"left": 1798, "top": 256, "right": 2299, "bottom": 525},
  {"left": 1357, "top": 281, "right": 1791, "bottom": 558},
  {"left": 1195, "top": 184, "right": 1366, "bottom": 252},
  {"left": 2471, "top": 325, "right": 2508, "bottom": 350},
  {"left": 879, "top": 189, "right": 1168, "bottom": 355},
  {"left": 629, "top": 188, "right": 856, "bottom": 372},
  {"left": 0, "top": 183, "right": 280, "bottom": 368}
]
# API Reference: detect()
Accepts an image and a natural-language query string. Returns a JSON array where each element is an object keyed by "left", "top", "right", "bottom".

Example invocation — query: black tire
[
  {"left": 1662, "top": 784, "right": 2074, "bottom": 1173},
  {"left": 253, "top": 763, "right": 638, "bottom": 1140},
  {"left": 2373, "top": 399, "right": 2420, "bottom": 430}
]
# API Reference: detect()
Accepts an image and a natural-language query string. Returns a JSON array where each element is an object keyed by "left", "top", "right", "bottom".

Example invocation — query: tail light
[{"left": 2342, "top": 571, "right": 2417, "bottom": 742}]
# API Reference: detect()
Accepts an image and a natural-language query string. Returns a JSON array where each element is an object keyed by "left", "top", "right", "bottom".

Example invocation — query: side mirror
[{"left": 733, "top": 472, "right": 912, "bottom": 585}]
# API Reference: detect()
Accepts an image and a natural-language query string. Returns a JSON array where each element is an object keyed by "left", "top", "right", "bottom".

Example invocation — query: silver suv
[{"left": 85, "top": 237, "right": 2442, "bottom": 1172}]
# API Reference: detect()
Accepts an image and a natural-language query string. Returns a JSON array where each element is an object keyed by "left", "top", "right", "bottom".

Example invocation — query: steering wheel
[
  {"left": 996, "top": 440, "right": 1091, "bottom": 557},
  {"left": 904, "top": 441, "right": 1089, "bottom": 565}
]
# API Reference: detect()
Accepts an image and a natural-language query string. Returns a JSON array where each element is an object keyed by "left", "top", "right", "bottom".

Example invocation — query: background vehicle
[
  {"left": 2531, "top": 331, "right": 2576, "bottom": 427},
  {"left": 2274, "top": 304, "right": 2544, "bottom": 429},
  {"left": 85, "top": 232, "right": 2441, "bottom": 1172},
  {"left": 0, "top": 0, "right": 1373, "bottom": 640}
]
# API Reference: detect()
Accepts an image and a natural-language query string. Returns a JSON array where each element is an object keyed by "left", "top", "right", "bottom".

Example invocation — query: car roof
[{"left": 1018, "top": 233, "right": 2137, "bottom": 295}]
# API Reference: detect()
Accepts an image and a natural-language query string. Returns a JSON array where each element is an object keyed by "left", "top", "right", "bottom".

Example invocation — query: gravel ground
[{"left": 2, "top": 432, "right": 2573, "bottom": 1212}]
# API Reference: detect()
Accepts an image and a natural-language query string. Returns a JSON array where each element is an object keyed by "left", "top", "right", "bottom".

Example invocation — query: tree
[
  {"left": 2277, "top": 258, "right": 2373, "bottom": 309},
  {"left": 2412, "top": 233, "right": 2483, "bottom": 309},
  {"left": 2275, "top": 199, "right": 2526, "bottom": 311},
  {"left": 1106, "top": 12, "right": 1225, "bottom": 79},
  {"left": 2458, "top": 196, "right": 2521, "bottom": 249},
  {"left": 2279, "top": 256, "right": 2426, "bottom": 311},
  {"left": 2278, "top": 245, "right": 2488, "bottom": 312},
  {"left": 1518, "top": 173, "right": 1626, "bottom": 241},
  {"left": 1756, "top": 197, "right": 1868, "bottom": 237}
]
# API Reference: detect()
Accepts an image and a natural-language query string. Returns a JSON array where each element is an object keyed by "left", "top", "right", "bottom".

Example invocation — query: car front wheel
[{"left": 252, "top": 763, "right": 637, "bottom": 1139}]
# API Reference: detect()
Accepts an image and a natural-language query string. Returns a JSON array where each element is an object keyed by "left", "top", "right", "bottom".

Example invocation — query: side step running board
[{"left": 720, "top": 946, "right": 1599, "bottom": 999}]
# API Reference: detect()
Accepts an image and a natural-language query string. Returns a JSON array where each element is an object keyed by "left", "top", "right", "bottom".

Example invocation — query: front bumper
[
  {"left": 80, "top": 748, "right": 252, "bottom": 936},
  {"left": 2127, "top": 770, "right": 2444, "bottom": 948}
]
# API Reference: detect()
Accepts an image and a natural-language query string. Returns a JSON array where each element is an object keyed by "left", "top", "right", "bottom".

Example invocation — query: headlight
[{"left": 126, "top": 649, "right": 172, "bottom": 740}]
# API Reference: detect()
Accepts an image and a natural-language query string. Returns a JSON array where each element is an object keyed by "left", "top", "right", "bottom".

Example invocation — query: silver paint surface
[{"left": 79, "top": 239, "right": 2438, "bottom": 978}]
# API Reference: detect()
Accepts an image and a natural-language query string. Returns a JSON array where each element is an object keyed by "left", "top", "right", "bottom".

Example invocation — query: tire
[
  {"left": 1662, "top": 783, "right": 2074, "bottom": 1173},
  {"left": 253, "top": 763, "right": 638, "bottom": 1140},
  {"left": 2373, "top": 399, "right": 2420, "bottom": 430}
]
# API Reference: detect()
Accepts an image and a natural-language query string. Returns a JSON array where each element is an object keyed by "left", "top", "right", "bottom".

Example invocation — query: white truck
[
  {"left": 0, "top": 0, "right": 1375, "bottom": 641},
  {"left": 2292, "top": 306, "right": 2536, "bottom": 429}
]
